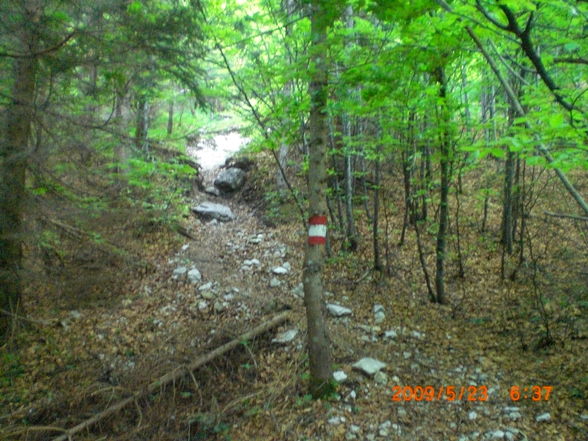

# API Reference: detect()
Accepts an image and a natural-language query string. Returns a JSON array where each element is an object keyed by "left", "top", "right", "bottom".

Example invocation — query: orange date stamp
[
  {"left": 391, "top": 385, "right": 554, "bottom": 402},
  {"left": 391, "top": 385, "right": 489, "bottom": 402},
  {"left": 508, "top": 385, "right": 552, "bottom": 401}
]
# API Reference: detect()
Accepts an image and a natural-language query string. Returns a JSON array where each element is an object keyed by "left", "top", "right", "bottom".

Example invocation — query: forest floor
[{"left": 1, "top": 152, "right": 587, "bottom": 441}]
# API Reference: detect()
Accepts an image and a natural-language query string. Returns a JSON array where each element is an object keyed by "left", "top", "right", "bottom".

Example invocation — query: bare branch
[
  {"left": 475, "top": 0, "right": 509, "bottom": 30},
  {"left": 554, "top": 57, "right": 588, "bottom": 65},
  {"left": 0, "top": 32, "right": 76, "bottom": 58}
]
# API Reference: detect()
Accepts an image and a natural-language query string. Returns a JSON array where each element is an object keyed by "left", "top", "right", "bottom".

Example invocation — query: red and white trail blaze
[{"left": 308, "top": 215, "right": 327, "bottom": 245}]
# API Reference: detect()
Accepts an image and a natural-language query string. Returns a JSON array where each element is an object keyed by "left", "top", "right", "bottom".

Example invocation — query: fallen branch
[
  {"left": 544, "top": 211, "right": 588, "bottom": 222},
  {"left": 43, "top": 218, "right": 150, "bottom": 268},
  {"left": 0, "top": 309, "right": 51, "bottom": 327},
  {"left": 51, "top": 311, "right": 291, "bottom": 441}
]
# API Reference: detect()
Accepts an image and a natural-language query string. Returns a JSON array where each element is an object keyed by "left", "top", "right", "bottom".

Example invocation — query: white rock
[
  {"left": 397, "top": 407, "right": 407, "bottom": 418},
  {"left": 181, "top": 244, "right": 190, "bottom": 251},
  {"left": 272, "top": 266, "right": 289, "bottom": 275},
  {"left": 349, "top": 424, "right": 360, "bottom": 433},
  {"left": 213, "top": 301, "right": 225, "bottom": 313},
  {"left": 347, "top": 390, "right": 357, "bottom": 400},
  {"left": 411, "top": 330, "right": 425, "bottom": 339},
  {"left": 374, "top": 311, "right": 386, "bottom": 323},
  {"left": 172, "top": 266, "right": 188, "bottom": 278},
  {"left": 328, "top": 416, "right": 344, "bottom": 425},
  {"left": 272, "top": 329, "right": 298, "bottom": 344},
  {"left": 292, "top": 283, "right": 304, "bottom": 298},
  {"left": 384, "top": 330, "right": 398, "bottom": 339},
  {"left": 192, "top": 202, "right": 235, "bottom": 222},
  {"left": 187, "top": 268, "right": 202, "bottom": 283},
  {"left": 69, "top": 310, "right": 82, "bottom": 320},
  {"left": 374, "top": 371, "right": 388, "bottom": 385},
  {"left": 507, "top": 412, "right": 521, "bottom": 420},
  {"left": 199, "top": 282, "right": 213, "bottom": 291},
  {"left": 403, "top": 351, "right": 411, "bottom": 359},
  {"left": 201, "top": 291, "right": 215, "bottom": 300},
  {"left": 486, "top": 430, "right": 505, "bottom": 439},
  {"left": 282, "top": 262, "right": 291, "bottom": 271},
  {"left": 352, "top": 357, "right": 387, "bottom": 376},
  {"left": 204, "top": 186, "right": 220, "bottom": 196},
  {"left": 535, "top": 412, "right": 551, "bottom": 422},
  {"left": 333, "top": 370, "right": 348, "bottom": 382},
  {"left": 327, "top": 304, "right": 352, "bottom": 317},
  {"left": 468, "top": 411, "right": 478, "bottom": 420},
  {"left": 378, "top": 421, "right": 391, "bottom": 436},
  {"left": 269, "top": 277, "right": 282, "bottom": 288},
  {"left": 373, "top": 304, "right": 384, "bottom": 314}
]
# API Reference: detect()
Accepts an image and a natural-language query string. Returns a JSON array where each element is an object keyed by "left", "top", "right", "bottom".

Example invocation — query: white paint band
[{"left": 308, "top": 224, "right": 327, "bottom": 238}]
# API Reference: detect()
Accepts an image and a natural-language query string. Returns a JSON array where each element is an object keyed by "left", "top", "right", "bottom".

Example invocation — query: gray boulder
[
  {"left": 352, "top": 357, "right": 387, "bottom": 376},
  {"left": 327, "top": 303, "right": 352, "bottom": 317},
  {"left": 204, "top": 186, "right": 220, "bottom": 196},
  {"left": 214, "top": 167, "right": 246, "bottom": 192},
  {"left": 192, "top": 202, "right": 235, "bottom": 222},
  {"left": 225, "top": 156, "right": 254, "bottom": 171}
]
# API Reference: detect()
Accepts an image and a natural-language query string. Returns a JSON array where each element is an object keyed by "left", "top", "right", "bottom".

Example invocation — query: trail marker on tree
[{"left": 308, "top": 215, "right": 327, "bottom": 245}]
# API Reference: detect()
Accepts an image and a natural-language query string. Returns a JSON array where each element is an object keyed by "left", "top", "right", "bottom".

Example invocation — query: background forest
[{"left": 1, "top": 0, "right": 587, "bottom": 440}]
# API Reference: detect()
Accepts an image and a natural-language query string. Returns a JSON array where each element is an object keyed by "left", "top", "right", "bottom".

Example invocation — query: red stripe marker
[{"left": 308, "top": 215, "right": 327, "bottom": 245}]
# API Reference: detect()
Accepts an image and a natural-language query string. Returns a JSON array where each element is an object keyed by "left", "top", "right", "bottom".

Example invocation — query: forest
[{"left": 1, "top": 0, "right": 587, "bottom": 440}]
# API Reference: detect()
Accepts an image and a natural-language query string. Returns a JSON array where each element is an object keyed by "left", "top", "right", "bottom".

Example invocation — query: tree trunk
[
  {"left": 373, "top": 143, "right": 382, "bottom": 271},
  {"left": 434, "top": 66, "right": 451, "bottom": 305},
  {"left": 167, "top": 101, "right": 174, "bottom": 136},
  {"left": 114, "top": 92, "right": 128, "bottom": 176},
  {"left": 0, "top": 3, "right": 39, "bottom": 336},
  {"left": 303, "top": 0, "right": 332, "bottom": 398},
  {"left": 135, "top": 95, "right": 148, "bottom": 150},
  {"left": 343, "top": 118, "right": 358, "bottom": 251},
  {"left": 502, "top": 150, "right": 515, "bottom": 254}
]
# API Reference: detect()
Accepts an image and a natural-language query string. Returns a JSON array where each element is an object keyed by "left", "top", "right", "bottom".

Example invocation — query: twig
[
  {"left": 43, "top": 218, "right": 150, "bottom": 268},
  {"left": 0, "top": 309, "right": 50, "bottom": 326},
  {"left": 544, "top": 211, "right": 588, "bottom": 221}
]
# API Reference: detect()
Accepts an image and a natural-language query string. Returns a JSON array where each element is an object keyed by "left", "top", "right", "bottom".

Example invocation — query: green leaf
[{"left": 127, "top": 1, "right": 143, "bottom": 14}]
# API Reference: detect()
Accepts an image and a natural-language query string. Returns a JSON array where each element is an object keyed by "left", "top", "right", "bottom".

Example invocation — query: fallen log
[
  {"left": 51, "top": 311, "right": 291, "bottom": 441},
  {"left": 544, "top": 211, "right": 588, "bottom": 222},
  {"left": 43, "top": 218, "right": 150, "bottom": 269}
]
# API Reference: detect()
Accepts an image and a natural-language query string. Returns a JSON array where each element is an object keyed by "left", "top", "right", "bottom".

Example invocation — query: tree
[
  {"left": 303, "top": 0, "right": 334, "bottom": 398},
  {"left": 1, "top": 0, "right": 41, "bottom": 334}
]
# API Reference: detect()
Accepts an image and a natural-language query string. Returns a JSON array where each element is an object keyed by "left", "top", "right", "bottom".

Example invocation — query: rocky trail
[{"left": 75, "top": 134, "right": 584, "bottom": 441}]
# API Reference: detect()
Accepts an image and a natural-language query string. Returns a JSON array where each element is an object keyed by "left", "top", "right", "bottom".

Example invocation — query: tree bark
[
  {"left": 372, "top": 141, "right": 382, "bottom": 271},
  {"left": 135, "top": 95, "right": 148, "bottom": 150},
  {"left": 0, "top": 2, "right": 39, "bottom": 337},
  {"left": 434, "top": 66, "right": 451, "bottom": 305},
  {"left": 502, "top": 150, "right": 515, "bottom": 254},
  {"left": 303, "top": 0, "right": 333, "bottom": 398},
  {"left": 167, "top": 100, "right": 174, "bottom": 136}
]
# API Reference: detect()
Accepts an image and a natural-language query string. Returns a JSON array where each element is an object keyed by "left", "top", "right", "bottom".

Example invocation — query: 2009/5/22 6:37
[{"left": 391, "top": 385, "right": 489, "bottom": 402}]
